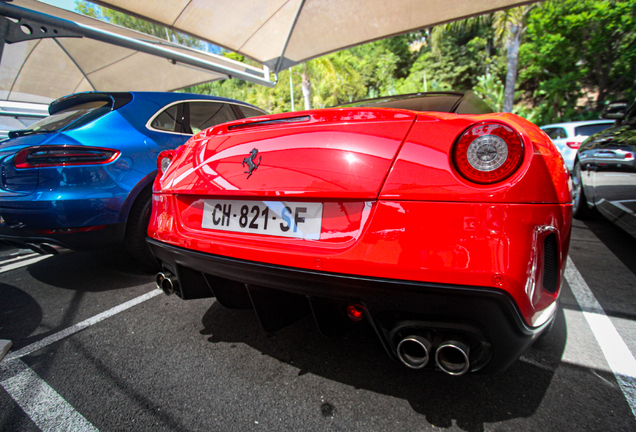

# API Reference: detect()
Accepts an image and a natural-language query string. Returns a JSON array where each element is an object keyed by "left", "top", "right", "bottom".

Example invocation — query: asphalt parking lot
[{"left": 1, "top": 216, "right": 636, "bottom": 432}]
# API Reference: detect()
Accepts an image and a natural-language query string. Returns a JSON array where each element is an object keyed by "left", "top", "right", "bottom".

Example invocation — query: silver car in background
[{"left": 540, "top": 120, "right": 615, "bottom": 172}]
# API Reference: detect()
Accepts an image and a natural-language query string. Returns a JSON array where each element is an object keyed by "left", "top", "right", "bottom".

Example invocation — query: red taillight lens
[
  {"left": 14, "top": 145, "right": 119, "bottom": 169},
  {"left": 566, "top": 141, "right": 581, "bottom": 149},
  {"left": 453, "top": 122, "right": 524, "bottom": 184},
  {"left": 157, "top": 150, "right": 176, "bottom": 176}
]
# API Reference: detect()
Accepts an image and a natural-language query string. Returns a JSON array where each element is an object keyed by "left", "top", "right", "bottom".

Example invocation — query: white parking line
[
  {"left": 565, "top": 256, "right": 636, "bottom": 418},
  {"left": 0, "top": 252, "right": 39, "bottom": 265},
  {"left": 1, "top": 289, "right": 163, "bottom": 431},
  {"left": 6, "top": 289, "right": 163, "bottom": 361},
  {"left": 0, "top": 254, "right": 51, "bottom": 273},
  {"left": 1, "top": 358, "right": 98, "bottom": 432}
]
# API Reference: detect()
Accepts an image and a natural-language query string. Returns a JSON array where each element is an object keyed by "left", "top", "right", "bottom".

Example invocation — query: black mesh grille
[{"left": 543, "top": 234, "right": 559, "bottom": 293}]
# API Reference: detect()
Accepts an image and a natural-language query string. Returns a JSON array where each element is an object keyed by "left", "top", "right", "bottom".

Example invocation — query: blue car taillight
[{"left": 13, "top": 145, "right": 120, "bottom": 169}]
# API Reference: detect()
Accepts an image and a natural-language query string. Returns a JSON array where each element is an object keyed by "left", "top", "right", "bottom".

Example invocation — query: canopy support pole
[{"left": 0, "top": 2, "right": 275, "bottom": 87}]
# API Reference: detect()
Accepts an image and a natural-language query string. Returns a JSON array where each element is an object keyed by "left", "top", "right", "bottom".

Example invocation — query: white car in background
[{"left": 540, "top": 120, "right": 615, "bottom": 172}]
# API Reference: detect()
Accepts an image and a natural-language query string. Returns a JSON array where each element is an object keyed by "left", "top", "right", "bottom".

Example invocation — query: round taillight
[
  {"left": 453, "top": 122, "right": 524, "bottom": 184},
  {"left": 157, "top": 150, "right": 176, "bottom": 176}
]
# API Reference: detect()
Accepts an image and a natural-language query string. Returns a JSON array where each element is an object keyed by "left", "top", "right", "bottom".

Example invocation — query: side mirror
[{"left": 601, "top": 100, "right": 629, "bottom": 120}]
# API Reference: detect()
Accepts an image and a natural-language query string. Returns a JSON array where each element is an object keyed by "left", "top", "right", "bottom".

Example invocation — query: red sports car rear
[{"left": 147, "top": 92, "right": 572, "bottom": 375}]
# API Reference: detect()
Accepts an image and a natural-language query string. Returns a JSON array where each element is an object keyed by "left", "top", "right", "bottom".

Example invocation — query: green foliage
[
  {"left": 347, "top": 34, "right": 419, "bottom": 97},
  {"left": 424, "top": 24, "right": 500, "bottom": 92},
  {"left": 186, "top": 34, "right": 417, "bottom": 113},
  {"left": 520, "top": 0, "right": 636, "bottom": 124},
  {"left": 473, "top": 73, "right": 505, "bottom": 111},
  {"left": 307, "top": 52, "right": 367, "bottom": 108}
]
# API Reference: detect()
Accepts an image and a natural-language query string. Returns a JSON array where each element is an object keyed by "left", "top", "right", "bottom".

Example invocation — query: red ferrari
[{"left": 148, "top": 92, "right": 572, "bottom": 375}]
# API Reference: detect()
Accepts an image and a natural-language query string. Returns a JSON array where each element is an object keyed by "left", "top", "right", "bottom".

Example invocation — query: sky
[{"left": 41, "top": 0, "right": 77, "bottom": 12}]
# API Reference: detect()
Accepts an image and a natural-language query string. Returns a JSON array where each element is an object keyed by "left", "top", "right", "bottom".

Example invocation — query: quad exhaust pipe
[
  {"left": 435, "top": 340, "right": 470, "bottom": 376},
  {"left": 397, "top": 335, "right": 432, "bottom": 369},
  {"left": 156, "top": 271, "right": 178, "bottom": 296},
  {"left": 396, "top": 335, "right": 470, "bottom": 375}
]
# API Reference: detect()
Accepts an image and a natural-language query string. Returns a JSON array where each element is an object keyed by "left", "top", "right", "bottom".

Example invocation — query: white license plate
[{"left": 202, "top": 200, "right": 323, "bottom": 240}]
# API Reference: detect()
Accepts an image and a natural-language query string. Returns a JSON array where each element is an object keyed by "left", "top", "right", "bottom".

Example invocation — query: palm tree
[
  {"left": 493, "top": 6, "right": 535, "bottom": 112},
  {"left": 433, "top": 5, "right": 536, "bottom": 112},
  {"left": 299, "top": 54, "right": 365, "bottom": 110}
]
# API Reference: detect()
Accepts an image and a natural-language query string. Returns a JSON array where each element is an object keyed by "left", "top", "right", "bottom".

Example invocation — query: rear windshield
[
  {"left": 239, "top": 105, "right": 268, "bottom": 118},
  {"left": 336, "top": 92, "right": 493, "bottom": 114},
  {"left": 353, "top": 95, "right": 461, "bottom": 112},
  {"left": 0, "top": 115, "right": 42, "bottom": 135},
  {"left": 574, "top": 123, "right": 613, "bottom": 137},
  {"left": 26, "top": 101, "right": 109, "bottom": 132}
]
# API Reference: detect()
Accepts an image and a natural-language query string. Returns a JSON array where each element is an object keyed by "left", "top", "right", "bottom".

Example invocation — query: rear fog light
[{"left": 346, "top": 304, "right": 365, "bottom": 322}]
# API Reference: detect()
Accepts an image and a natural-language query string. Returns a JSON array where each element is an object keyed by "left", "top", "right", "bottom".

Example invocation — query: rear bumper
[
  {"left": 0, "top": 195, "right": 127, "bottom": 251},
  {"left": 0, "top": 223, "right": 126, "bottom": 251},
  {"left": 148, "top": 238, "right": 554, "bottom": 374}
]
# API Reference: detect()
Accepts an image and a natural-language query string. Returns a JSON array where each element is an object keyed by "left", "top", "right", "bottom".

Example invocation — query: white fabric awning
[
  {"left": 90, "top": 0, "right": 541, "bottom": 72},
  {"left": 0, "top": 0, "right": 273, "bottom": 103}
]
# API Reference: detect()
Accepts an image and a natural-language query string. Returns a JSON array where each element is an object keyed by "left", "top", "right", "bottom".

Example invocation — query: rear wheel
[
  {"left": 124, "top": 187, "right": 158, "bottom": 272},
  {"left": 572, "top": 162, "right": 595, "bottom": 219}
]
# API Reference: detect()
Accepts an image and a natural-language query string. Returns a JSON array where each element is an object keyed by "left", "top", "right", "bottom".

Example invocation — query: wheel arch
[
  {"left": 574, "top": 157, "right": 595, "bottom": 208},
  {"left": 118, "top": 170, "right": 157, "bottom": 224}
]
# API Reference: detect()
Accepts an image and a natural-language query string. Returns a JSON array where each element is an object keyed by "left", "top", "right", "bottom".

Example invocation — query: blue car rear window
[{"left": 10, "top": 101, "right": 111, "bottom": 137}]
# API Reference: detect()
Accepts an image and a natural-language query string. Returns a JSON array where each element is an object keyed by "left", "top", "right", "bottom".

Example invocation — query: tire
[
  {"left": 572, "top": 162, "right": 595, "bottom": 219},
  {"left": 124, "top": 187, "right": 159, "bottom": 272}
]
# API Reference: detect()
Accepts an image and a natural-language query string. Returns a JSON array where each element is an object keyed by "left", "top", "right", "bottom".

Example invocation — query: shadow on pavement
[
  {"left": 26, "top": 248, "right": 153, "bottom": 291},
  {"left": 583, "top": 217, "right": 636, "bottom": 276},
  {"left": 0, "top": 284, "right": 42, "bottom": 345},
  {"left": 200, "top": 301, "right": 567, "bottom": 432}
]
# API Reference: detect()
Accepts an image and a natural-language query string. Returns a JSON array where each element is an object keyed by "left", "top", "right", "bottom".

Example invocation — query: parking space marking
[
  {"left": 0, "top": 252, "right": 39, "bottom": 265},
  {"left": 1, "top": 289, "right": 163, "bottom": 431},
  {"left": 5, "top": 289, "right": 162, "bottom": 362},
  {"left": 0, "top": 254, "right": 51, "bottom": 273},
  {"left": 565, "top": 256, "right": 636, "bottom": 418},
  {"left": 1, "top": 358, "right": 98, "bottom": 432}
]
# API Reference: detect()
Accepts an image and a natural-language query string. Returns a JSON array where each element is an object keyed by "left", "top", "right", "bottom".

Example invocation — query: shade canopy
[
  {"left": 0, "top": 0, "right": 273, "bottom": 103},
  {"left": 91, "top": 0, "right": 540, "bottom": 72}
]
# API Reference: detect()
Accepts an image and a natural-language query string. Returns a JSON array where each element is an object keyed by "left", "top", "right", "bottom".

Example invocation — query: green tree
[
  {"left": 431, "top": 6, "right": 534, "bottom": 112},
  {"left": 473, "top": 73, "right": 505, "bottom": 111},
  {"left": 419, "top": 20, "right": 500, "bottom": 93},
  {"left": 348, "top": 34, "right": 420, "bottom": 98},
  {"left": 305, "top": 52, "right": 366, "bottom": 109},
  {"left": 520, "top": 0, "right": 636, "bottom": 123},
  {"left": 493, "top": 6, "right": 536, "bottom": 112}
]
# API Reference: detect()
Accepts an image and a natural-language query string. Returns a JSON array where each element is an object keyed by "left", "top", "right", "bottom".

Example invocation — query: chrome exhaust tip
[
  {"left": 39, "top": 243, "right": 59, "bottom": 255},
  {"left": 25, "top": 243, "right": 46, "bottom": 255},
  {"left": 435, "top": 340, "right": 470, "bottom": 376},
  {"left": 156, "top": 272, "right": 178, "bottom": 296},
  {"left": 396, "top": 335, "right": 432, "bottom": 369}
]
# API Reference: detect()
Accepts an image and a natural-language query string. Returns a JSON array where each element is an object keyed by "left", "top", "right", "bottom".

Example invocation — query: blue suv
[{"left": 0, "top": 91, "right": 266, "bottom": 268}]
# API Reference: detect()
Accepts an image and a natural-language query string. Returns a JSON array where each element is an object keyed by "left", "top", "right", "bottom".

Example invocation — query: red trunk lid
[{"left": 157, "top": 109, "right": 416, "bottom": 199}]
